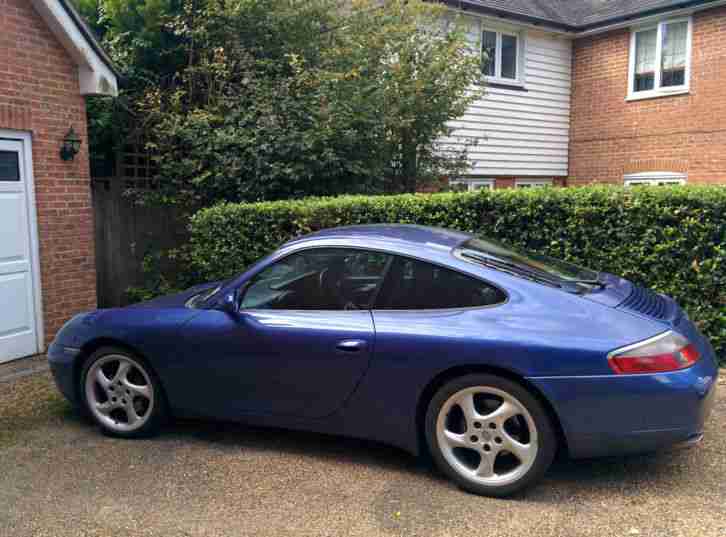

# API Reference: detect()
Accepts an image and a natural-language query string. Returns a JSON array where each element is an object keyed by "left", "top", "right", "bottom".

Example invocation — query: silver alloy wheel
[
  {"left": 85, "top": 354, "right": 155, "bottom": 433},
  {"left": 435, "top": 386, "right": 538, "bottom": 487}
]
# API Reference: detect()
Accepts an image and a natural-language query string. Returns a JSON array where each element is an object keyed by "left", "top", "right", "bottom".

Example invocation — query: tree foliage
[
  {"left": 77, "top": 0, "right": 484, "bottom": 204},
  {"left": 72, "top": 0, "right": 187, "bottom": 176}
]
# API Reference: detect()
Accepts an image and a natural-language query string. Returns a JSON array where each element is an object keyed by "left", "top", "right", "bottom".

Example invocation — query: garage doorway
[{"left": 0, "top": 132, "right": 43, "bottom": 363}]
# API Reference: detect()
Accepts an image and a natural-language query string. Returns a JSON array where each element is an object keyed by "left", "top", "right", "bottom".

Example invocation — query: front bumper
[
  {"left": 668, "top": 432, "right": 704, "bottom": 451},
  {"left": 47, "top": 340, "right": 81, "bottom": 405},
  {"left": 528, "top": 329, "right": 718, "bottom": 459}
]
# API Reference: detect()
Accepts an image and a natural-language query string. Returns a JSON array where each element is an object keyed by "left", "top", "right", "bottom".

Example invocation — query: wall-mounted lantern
[{"left": 60, "top": 127, "right": 82, "bottom": 161}]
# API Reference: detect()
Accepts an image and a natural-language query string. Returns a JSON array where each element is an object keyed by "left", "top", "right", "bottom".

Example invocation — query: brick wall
[
  {"left": 0, "top": 0, "right": 96, "bottom": 346},
  {"left": 569, "top": 6, "right": 726, "bottom": 185}
]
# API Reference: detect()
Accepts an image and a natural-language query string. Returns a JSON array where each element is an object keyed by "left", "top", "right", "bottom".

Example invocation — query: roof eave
[
  {"left": 30, "top": 0, "right": 119, "bottom": 97},
  {"left": 442, "top": 0, "right": 577, "bottom": 32},
  {"left": 442, "top": 0, "right": 724, "bottom": 37},
  {"left": 575, "top": 0, "right": 726, "bottom": 36},
  {"left": 57, "top": 0, "right": 120, "bottom": 79}
]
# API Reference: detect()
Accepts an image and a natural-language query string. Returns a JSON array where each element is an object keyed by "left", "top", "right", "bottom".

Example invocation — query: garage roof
[{"left": 30, "top": 0, "right": 119, "bottom": 96}]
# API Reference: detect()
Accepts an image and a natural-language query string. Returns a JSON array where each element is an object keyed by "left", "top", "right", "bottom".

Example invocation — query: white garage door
[{"left": 0, "top": 137, "right": 41, "bottom": 363}]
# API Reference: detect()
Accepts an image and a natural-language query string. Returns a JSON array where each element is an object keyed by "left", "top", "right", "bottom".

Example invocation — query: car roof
[{"left": 286, "top": 224, "right": 474, "bottom": 254}]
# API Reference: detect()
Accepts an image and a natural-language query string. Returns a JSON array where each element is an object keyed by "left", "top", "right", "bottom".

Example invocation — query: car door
[{"left": 173, "top": 248, "right": 391, "bottom": 420}]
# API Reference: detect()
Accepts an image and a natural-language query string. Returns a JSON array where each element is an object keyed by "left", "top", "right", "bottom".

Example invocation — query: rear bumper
[{"left": 528, "top": 343, "right": 718, "bottom": 459}]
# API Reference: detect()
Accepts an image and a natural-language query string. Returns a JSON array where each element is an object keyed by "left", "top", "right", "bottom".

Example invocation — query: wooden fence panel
[{"left": 92, "top": 178, "right": 188, "bottom": 307}]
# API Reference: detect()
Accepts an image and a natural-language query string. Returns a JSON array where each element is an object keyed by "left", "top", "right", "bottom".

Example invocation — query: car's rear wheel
[
  {"left": 80, "top": 347, "right": 166, "bottom": 438},
  {"left": 425, "top": 374, "right": 556, "bottom": 497}
]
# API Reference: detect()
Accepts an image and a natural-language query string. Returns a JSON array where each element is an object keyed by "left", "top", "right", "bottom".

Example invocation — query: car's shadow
[
  {"left": 170, "top": 419, "right": 429, "bottom": 478},
  {"left": 156, "top": 418, "right": 687, "bottom": 498}
]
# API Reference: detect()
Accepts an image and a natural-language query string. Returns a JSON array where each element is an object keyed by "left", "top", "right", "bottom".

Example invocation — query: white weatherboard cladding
[{"left": 443, "top": 19, "right": 572, "bottom": 177}]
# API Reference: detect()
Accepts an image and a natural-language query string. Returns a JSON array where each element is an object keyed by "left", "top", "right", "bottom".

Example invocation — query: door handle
[{"left": 336, "top": 340, "right": 368, "bottom": 353}]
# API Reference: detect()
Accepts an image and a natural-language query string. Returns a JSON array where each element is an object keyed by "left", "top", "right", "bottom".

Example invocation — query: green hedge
[{"left": 189, "top": 187, "right": 726, "bottom": 361}]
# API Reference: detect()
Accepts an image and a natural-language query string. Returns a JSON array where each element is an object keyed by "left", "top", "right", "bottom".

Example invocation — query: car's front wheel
[
  {"left": 425, "top": 374, "right": 556, "bottom": 497},
  {"left": 80, "top": 347, "right": 167, "bottom": 438}
]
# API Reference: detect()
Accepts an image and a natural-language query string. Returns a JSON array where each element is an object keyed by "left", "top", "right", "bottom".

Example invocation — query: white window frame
[
  {"left": 515, "top": 178, "right": 553, "bottom": 188},
  {"left": 627, "top": 17, "right": 692, "bottom": 101},
  {"left": 450, "top": 179, "right": 495, "bottom": 192},
  {"left": 624, "top": 172, "right": 687, "bottom": 186},
  {"left": 480, "top": 25, "right": 525, "bottom": 87}
]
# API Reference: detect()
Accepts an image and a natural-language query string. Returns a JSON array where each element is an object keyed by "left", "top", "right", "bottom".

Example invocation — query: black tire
[
  {"left": 79, "top": 346, "right": 167, "bottom": 438},
  {"left": 424, "top": 374, "right": 556, "bottom": 497}
]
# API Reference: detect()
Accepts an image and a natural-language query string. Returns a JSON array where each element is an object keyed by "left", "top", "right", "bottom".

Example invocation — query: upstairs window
[
  {"left": 629, "top": 19, "right": 691, "bottom": 99},
  {"left": 481, "top": 28, "right": 522, "bottom": 85}
]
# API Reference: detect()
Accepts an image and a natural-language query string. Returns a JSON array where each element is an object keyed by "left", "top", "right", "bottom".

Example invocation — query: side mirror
[{"left": 220, "top": 289, "right": 239, "bottom": 315}]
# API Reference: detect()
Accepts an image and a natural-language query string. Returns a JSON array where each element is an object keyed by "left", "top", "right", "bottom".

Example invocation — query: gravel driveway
[{"left": 1, "top": 367, "right": 724, "bottom": 537}]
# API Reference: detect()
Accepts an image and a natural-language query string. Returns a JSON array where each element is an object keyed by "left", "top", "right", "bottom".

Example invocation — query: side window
[
  {"left": 375, "top": 256, "right": 506, "bottom": 310},
  {"left": 240, "top": 248, "right": 391, "bottom": 311}
]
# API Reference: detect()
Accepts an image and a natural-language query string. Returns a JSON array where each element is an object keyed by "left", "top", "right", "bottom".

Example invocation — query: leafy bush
[
  {"left": 136, "top": 0, "right": 482, "bottom": 206},
  {"left": 188, "top": 186, "right": 726, "bottom": 361}
]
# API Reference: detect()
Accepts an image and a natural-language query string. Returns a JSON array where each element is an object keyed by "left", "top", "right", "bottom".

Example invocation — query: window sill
[
  {"left": 486, "top": 81, "right": 528, "bottom": 92},
  {"left": 626, "top": 88, "right": 689, "bottom": 102}
]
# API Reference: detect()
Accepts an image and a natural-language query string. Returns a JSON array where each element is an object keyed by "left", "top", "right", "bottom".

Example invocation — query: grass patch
[{"left": 0, "top": 372, "right": 73, "bottom": 449}]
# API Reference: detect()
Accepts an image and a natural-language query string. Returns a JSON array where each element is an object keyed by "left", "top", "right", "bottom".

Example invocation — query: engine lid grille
[{"left": 618, "top": 284, "right": 669, "bottom": 320}]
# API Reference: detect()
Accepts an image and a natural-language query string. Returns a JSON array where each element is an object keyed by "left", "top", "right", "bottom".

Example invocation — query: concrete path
[
  {"left": 0, "top": 369, "right": 724, "bottom": 537},
  {"left": 0, "top": 355, "right": 48, "bottom": 383}
]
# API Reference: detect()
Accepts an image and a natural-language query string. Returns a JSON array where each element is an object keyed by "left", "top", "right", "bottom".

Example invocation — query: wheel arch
[
  {"left": 73, "top": 337, "right": 170, "bottom": 411},
  {"left": 415, "top": 364, "right": 569, "bottom": 458}
]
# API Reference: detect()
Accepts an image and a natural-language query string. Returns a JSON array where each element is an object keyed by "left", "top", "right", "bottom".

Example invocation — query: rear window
[{"left": 457, "top": 237, "right": 600, "bottom": 290}]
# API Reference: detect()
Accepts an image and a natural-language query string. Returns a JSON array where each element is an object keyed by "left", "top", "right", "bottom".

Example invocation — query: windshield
[{"left": 457, "top": 237, "right": 599, "bottom": 286}]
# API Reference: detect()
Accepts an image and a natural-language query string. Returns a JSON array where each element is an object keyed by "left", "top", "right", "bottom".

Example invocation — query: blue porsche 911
[{"left": 49, "top": 225, "right": 718, "bottom": 496}]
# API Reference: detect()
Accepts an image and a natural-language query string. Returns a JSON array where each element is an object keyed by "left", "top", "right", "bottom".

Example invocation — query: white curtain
[
  {"left": 635, "top": 29, "right": 657, "bottom": 75},
  {"left": 661, "top": 21, "right": 688, "bottom": 71}
]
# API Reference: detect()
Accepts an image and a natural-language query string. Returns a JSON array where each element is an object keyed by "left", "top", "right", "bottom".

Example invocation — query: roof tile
[{"left": 446, "top": 0, "right": 717, "bottom": 29}]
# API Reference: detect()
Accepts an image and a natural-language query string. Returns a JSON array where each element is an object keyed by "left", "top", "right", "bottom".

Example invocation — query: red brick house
[
  {"left": 442, "top": 0, "right": 726, "bottom": 190},
  {"left": 0, "top": 0, "right": 117, "bottom": 363}
]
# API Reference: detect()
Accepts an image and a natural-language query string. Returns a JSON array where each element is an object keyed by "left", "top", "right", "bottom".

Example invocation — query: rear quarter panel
[{"left": 340, "top": 281, "right": 668, "bottom": 454}]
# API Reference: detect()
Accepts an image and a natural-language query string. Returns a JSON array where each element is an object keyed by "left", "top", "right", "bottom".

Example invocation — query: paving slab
[{"left": 0, "top": 355, "right": 49, "bottom": 383}]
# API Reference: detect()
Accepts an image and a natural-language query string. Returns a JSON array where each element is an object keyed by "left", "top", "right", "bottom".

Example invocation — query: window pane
[
  {"left": 470, "top": 182, "right": 493, "bottom": 191},
  {"left": 449, "top": 180, "right": 468, "bottom": 192},
  {"left": 517, "top": 182, "right": 550, "bottom": 188},
  {"left": 501, "top": 34, "right": 518, "bottom": 79},
  {"left": 0, "top": 151, "right": 20, "bottom": 181},
  {"left": 375, "top": 256, "right": 506, "bottom": 310},
  {"left": 241, "top": 249, "right": 391, "bottom": 311},
  {"left": 634, "top": 29, "right": 657, "bottom": 92},
  {"left": 481, "top": 30, "right": 496, "bottom": 77},
  {"left": 661, "top": 21, "right": 688, "bottom": 87}
]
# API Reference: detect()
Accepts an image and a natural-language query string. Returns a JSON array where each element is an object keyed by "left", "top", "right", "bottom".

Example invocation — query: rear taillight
[{"left": 608, "top": 331, "right": 700, "bottom": 374}]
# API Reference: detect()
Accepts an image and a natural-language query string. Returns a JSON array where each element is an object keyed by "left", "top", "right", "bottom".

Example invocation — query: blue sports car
[{"left": 49, "top": 225, "right": 718, "bottom": 496}]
